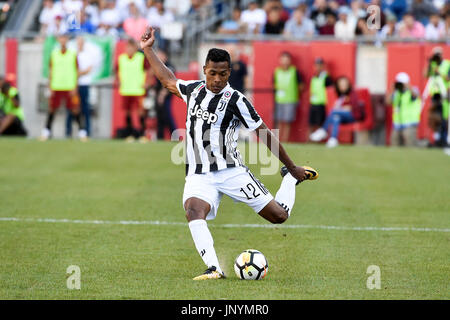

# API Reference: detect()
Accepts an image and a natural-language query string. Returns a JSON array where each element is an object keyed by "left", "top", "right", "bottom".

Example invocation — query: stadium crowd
[
  {"left": 37, "top": 0, "right": 450, "bottom": 40},
  {"left": 219, "top": 0, "right": 450, "bottom": 40},
  {"left": 38, "top": 0, "right": 211, "bottom": 39}
]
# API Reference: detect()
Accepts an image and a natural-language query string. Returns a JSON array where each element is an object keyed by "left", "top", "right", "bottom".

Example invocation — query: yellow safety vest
[
  {"left": 118, "top": 52, "right": 146, "bottom": 96},
  {"left": 50, "top": 49, "right": 78, "bottom": 91}
]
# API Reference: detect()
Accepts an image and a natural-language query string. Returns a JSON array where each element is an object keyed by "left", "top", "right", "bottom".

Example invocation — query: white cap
[{"left": 395, "top": 72, "right": 410, "bottom": 84}]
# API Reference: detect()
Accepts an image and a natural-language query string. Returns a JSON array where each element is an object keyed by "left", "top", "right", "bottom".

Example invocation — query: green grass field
[{"left": 0, "top": 138, "right": 449, "bottom": 299}]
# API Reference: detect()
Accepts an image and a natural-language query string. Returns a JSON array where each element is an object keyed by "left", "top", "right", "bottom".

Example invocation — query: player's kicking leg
[
  {"left": 258, "top": 166, "right": 318, "bottom": 223},
  {"left": 185, "top": 197, "right": 226, "bottom": 280}
]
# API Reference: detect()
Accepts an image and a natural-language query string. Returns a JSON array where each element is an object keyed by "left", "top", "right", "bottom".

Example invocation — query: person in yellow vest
[
  {"left": 40, "top": 33, "right": 86, "bottom": 141},
  {"left": 0, "top": 80, "right": 27, "bottom": 136},
  {"left": 309, "top": 57, "right": 333, "bottom": 137},
  {"left": 423, "top": 47, "right": 449, "bottom": 147},
  {"left": 273, "top": 51, "right": 304, "bottom": 142},
  {"left": 116, "top": 38, "right": 151, "bottom": 142},
  {"left": 385, "top": 72, "right": 421, "bottom": 147}
]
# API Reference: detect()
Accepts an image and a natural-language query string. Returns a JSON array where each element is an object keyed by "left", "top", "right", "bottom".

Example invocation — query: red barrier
[
  {"left": 5, "top": 38, "right": 18, "bottom": 87},
  {"left": 252, "top": 41, "right": 356, "bottom": 142}
]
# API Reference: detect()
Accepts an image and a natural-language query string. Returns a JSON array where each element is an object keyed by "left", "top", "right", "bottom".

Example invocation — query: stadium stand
[{"left": 0, "top": 0, "right": 448, "bottom": 146}]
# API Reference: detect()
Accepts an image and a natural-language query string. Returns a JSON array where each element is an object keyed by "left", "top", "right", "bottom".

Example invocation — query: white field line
[{"left": 0, "top": 217, "right": 449, "bottom": 233}]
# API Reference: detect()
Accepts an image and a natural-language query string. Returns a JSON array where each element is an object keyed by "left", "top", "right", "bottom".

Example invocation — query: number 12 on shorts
[{"left": 240, "top": 183, "right": 261, "bottom": 200}]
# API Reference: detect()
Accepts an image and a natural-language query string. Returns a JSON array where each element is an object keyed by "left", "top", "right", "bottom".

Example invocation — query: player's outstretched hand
[
  {"left": 140, "top": 27, "right": 156, "bottom": 50},
  {"left": 288, "top": 165, "right": 307, "bottom": 182}
]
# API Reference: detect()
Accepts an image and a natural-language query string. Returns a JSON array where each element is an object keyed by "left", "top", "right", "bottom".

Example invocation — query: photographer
[
  {"left": 423, "top": 47, "right": 450, "bottom": 147},
  {"left": 386, "top": 72, "right": 421, "bottom": 147},
  {"left": 0, "top": 80, "right": 27, "bottom": 137}
]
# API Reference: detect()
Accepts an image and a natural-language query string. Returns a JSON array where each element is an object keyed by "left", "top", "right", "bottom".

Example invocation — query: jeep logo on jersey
[{"left": 189, "top": 104, "right": 218, "bottom": 124}]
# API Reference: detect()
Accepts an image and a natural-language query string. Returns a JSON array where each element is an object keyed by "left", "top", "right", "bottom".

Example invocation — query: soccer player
[
  {"left": 140, "top": 27, "right": 318, "bottom": 280},
  {"left": 116, "top": 38, "right": 151, "bottom": 142},
  {"left": 40, "top": 33, "right": 87, "bottom": 141}
]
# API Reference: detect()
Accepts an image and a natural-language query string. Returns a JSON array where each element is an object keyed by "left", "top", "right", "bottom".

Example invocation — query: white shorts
[{"left": 182, "top": 166, "right": 274, "bottom": 220}]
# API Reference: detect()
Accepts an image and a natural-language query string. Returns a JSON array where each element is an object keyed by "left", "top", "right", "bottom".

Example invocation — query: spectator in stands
[
  {"left": 318, "top": 11, "right": 337, "bottom": 35},
  {"left": 273, "top": 52, "right": 304, "bottom": 142},
  {"left": 264, "top": 0, "right": 289, "bottom": 22},
  {"left": 264, "top": 8, "right": 285, "bottom": 34},
  {"left": 355, "top": 16, "right": 377, "bottom": 36},
  {"left": 123, "top": 2, "right": 149, "bottom": 42},
  {"left": 240, "top": 1, "right": 267, "bottom": 34},
  {"left": 334, "top": 6, "right": 356, "bottom": 39},
  {"left": 146, "top": 0, "right": 174, "bottom": 50},
  {"left": 218, "top": 7, "right": 245, "bottom": 35},
  {"left": 189, "top": 0, "right": 206, "bottom": 15},
  {"left": 0, "top": 78, "right": 27, "bottom": 137},
  {"left": 115, "top": 39, "right": 151, "bottom": 142},
  {"left": 385, "top": 72, "right": 421, "bottom": 147},
  {"left": 264, "top": 0, "right": 283, "bottom": 13},
  {"left": 82, "top": 0, "right": 100, "bottom": 27},
  {"left": 97, "top": 0, "right": 120, "bottom": 38},
  {"left": 117, "top": 0, "right": 147, "bottom": 22},
  {"left": 70, "top": 9, "right": 96, "bottom": 34},
  {"left": 40, "top": 34, "right": 86, "bottom": 141},
  {"left": 281, "top": 0, "right": 303, "bottom": 14},
  {"left": 382, "top": 0, "right": 408, "bottom": 20},
  {"left": 153, "top": 50, "right": 177, "bottom": 140},
  {"left": 310, "top": 0, "right": 335, "bottom": 29},
  {"left": 411, "top": 0, "right": 437, "bottom": 25},
  {"left": 397, "top": 12, "right": 425, "bottom": 38},
  {"left": 368, "top": 0, "right": 387, "bottom": 28},
  {"left": 39, "top": 0, "right": 59, "bottom": 36},
  {"left": 47, "top": 14, "right": 69, "bottom": 35},
  {"left": 425, "top": 12, "right": 446, "bottom": 40},
  {"left": 283, "top": 7, "right": 315, "bottom": 38},
  {"left": 309, "top": 57, "right": 333, "bottom": 135},
  {"left": 379, "top": 13, "right": 398, "bottom": 38},
  {"left": 310, "top": 76, "right": 359, "bottom": 148},
  {"left": 228, "top": 46, "right": 249, "bottom": 94},
  {"left": 56, "top": 0, "right": 83, "bottom": 16},
  {"left": 349, "top": 0, "right": 366, "bottom": 25},
  {"left": 147, "top": 0, "right": 174, "bottom": 29},
  {"left": 164, "top": 0, "right": 191, "bottom": 17},
  {"left": 146, "top": 0, "right": 156, "bottom": 12}
]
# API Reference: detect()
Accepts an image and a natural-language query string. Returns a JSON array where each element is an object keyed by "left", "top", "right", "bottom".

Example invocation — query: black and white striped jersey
[{"left": 176, "top": 79, "right": 263, "bottom": 176}]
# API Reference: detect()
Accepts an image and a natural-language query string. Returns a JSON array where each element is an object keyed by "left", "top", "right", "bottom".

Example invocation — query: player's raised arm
[
  {"left": 255, "top": 122, "right": 307, "bottom": 182},
  {"left": 140, "top": 27, "right": 180, "bottom": 98}
]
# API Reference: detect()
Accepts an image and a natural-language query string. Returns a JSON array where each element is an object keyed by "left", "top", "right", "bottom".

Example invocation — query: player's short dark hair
[{"left": 205, "top": 48, "right": 231, "bottom": 68}]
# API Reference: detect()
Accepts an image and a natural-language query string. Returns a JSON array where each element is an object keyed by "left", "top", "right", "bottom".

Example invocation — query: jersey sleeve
[
  {"left": 176, "top": 79, "right": 200, "bottom": 103},
  {"left": 233, "top": 93, "right": 263, "bottom": 131}
]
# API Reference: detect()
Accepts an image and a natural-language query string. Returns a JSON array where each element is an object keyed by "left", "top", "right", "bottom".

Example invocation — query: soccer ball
[{"left": 234, "top": 249, "right": 268, "bottom": 280}]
